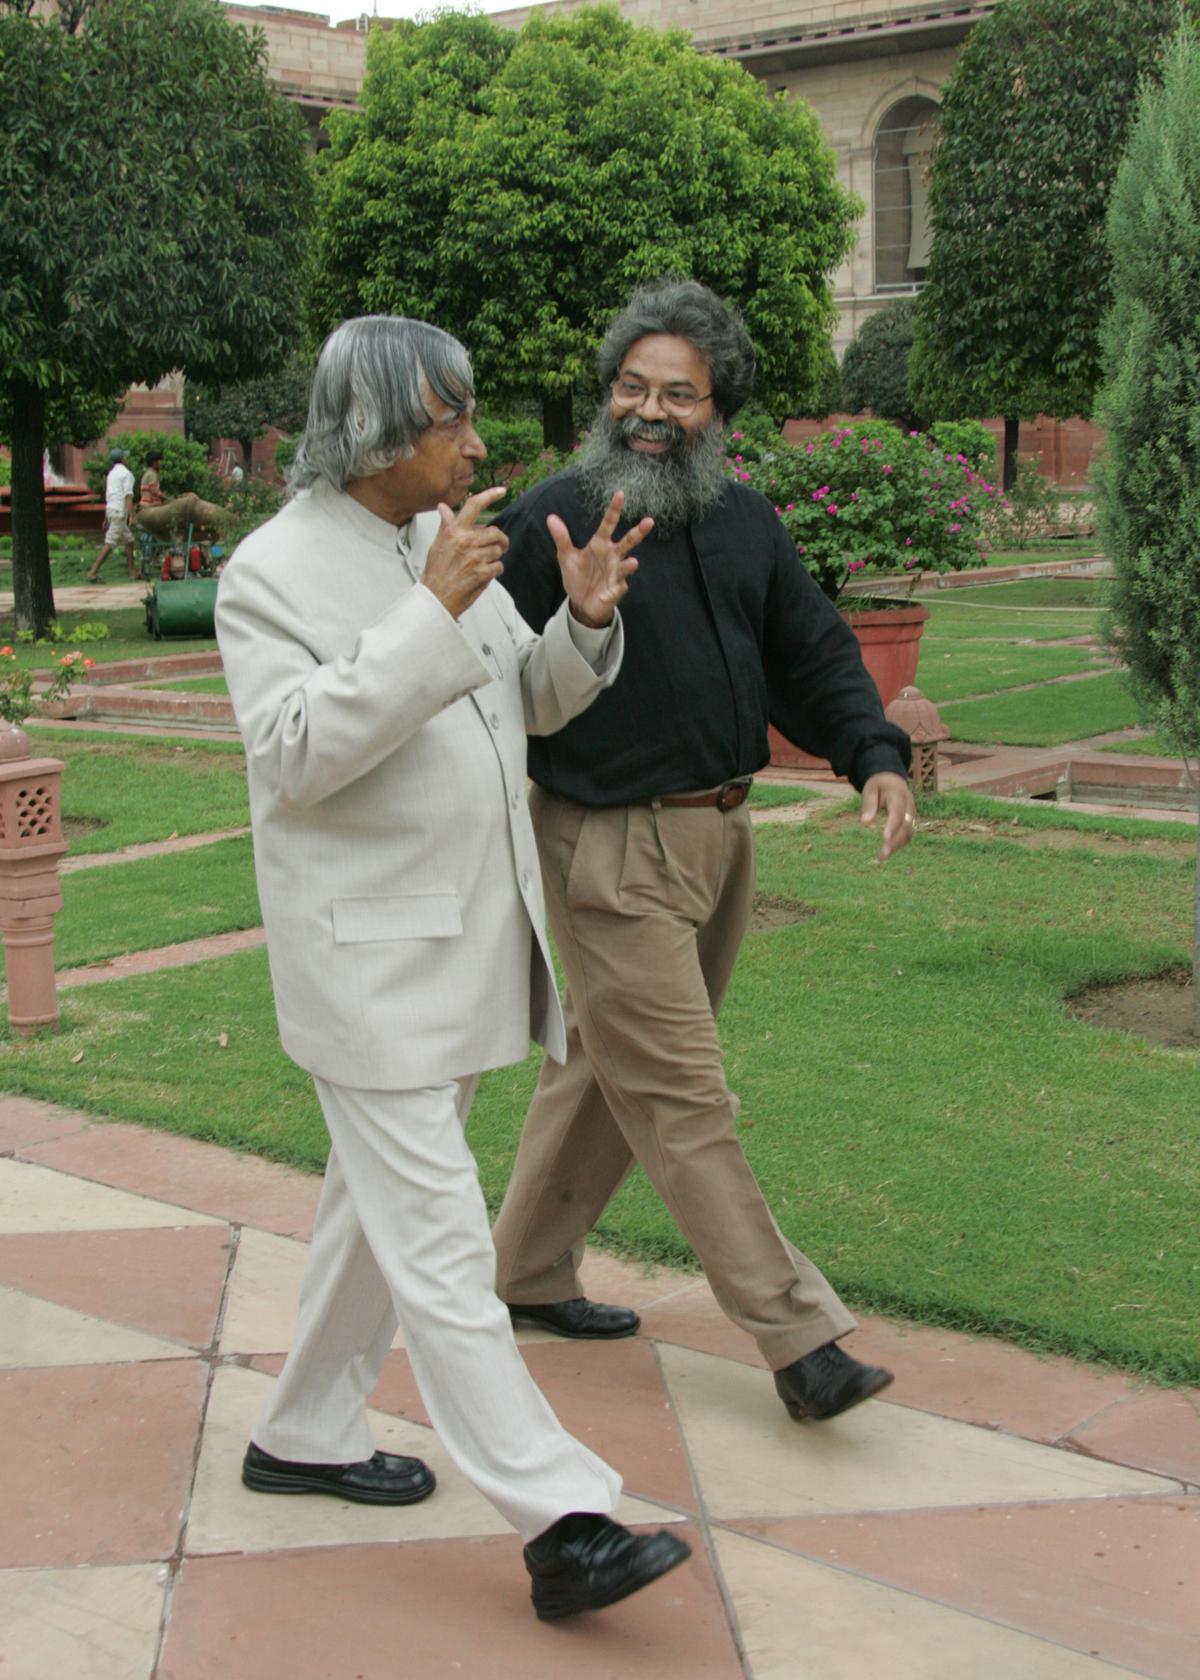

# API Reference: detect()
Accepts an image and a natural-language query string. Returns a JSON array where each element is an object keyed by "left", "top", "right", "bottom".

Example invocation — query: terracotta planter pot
[{"left": 769, "top": 600, "right": 929, "bottom": 771}]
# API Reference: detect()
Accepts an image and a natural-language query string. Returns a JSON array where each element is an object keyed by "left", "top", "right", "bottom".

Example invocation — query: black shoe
[
  {"left": 524, "top": 1512, "right": 691, "bottom": 1621},
  {"left": 241, "top": 1442, "right": 436, "bottom": 1505},
  {"left": 774, "top": 1340, "right": 894, "bottom": 1421},
  {"left": 507, "top": 1297, "right": 640, "bottom": 1340}
]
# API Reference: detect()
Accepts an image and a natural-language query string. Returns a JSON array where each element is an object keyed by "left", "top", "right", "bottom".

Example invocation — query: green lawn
[
  {"left": 917, "top": 640, "right": 1105, "bottom": 705},
  {"left": 1098, "top": 731, "right": 1196, "bottom": 762},
  {"left": 938, "top": 671, "right": 1139, "bottom": 746},
  {"left": 0, "top": 608, "right": 216, "bottom": 666},
  {"left": 137, "top": 675, "right": 229, "bottom": 694},
  {"left": 24, "top": 728, "right": 248, "bottom": 854},
  {"left": 2, "top": 792, "right": 1196, "bottom": 1383}
]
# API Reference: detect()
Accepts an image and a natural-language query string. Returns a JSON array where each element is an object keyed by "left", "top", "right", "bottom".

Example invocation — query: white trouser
[{"left": 252, "top": 1074, "right": 622, "bottom": 1541}]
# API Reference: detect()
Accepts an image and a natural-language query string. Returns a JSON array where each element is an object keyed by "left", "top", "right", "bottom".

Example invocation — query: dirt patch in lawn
[
  {"left": 750, "top": 895, "right": 817, "bottom": 931},
  {"left": 909, "top": 816, "right": 1193, "bottom": 860},
  {"left": 62, "top": 815, "right": 107, "bottom": 839},
  {"left": 1068, "top": 971, "right": 1199, "bottom": 1050}
]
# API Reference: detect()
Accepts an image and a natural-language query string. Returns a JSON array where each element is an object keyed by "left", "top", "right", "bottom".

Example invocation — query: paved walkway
[{"left": 2, "top": 1094, "right": 1197, "bottom": 1679}]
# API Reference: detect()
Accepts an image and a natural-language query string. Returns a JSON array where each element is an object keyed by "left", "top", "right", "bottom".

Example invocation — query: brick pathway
[{"left": 2, "top": 1095, "right": 1197, "bottom": 1680}]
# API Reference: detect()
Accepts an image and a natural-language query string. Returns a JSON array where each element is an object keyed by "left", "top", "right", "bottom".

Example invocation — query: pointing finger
[{"left": 455, "top": 485, "right": 508, "bottom": 528}]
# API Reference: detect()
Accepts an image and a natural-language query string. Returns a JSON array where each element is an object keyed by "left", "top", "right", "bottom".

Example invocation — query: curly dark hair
[{"left": 597, "top": 279, "right": 756, "bottom": 420}]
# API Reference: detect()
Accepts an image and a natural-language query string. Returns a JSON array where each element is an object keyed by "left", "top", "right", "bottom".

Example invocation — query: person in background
[{"left": 86, "top": 447, "right": 136, "bottom": 581}]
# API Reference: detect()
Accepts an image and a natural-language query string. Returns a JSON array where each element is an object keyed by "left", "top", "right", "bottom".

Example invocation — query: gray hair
[
  {"left": 597, "top": 279, "right": 756, "bottom": 420},
  {"left": 288, "top": 315, "right": 474, "bottom": 494}
]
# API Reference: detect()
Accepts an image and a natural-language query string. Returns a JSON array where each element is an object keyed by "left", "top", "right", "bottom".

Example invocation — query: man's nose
[
  {"left": 636, "top": 388, "right": 669, "bottom": 418},
  {"left": 463, "top": 424, "right": 486, "bottom": 459}
]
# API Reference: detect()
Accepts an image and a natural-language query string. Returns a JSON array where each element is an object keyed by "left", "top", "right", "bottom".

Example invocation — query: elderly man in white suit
[{"left": 215, "top": 315, "right": 690, "bottom": 1621}]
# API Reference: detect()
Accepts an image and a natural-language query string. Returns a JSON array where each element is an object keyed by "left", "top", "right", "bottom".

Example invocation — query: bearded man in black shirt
[{"left": 493, "top": 279, "right": 915, "bottom": 1424}]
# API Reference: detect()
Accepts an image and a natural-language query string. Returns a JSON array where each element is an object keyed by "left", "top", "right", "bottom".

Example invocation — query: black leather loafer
[
  {"left": 507, "top": 1297, "right": 640, "bottom": 1340},
  {"left": 774, "top": 1340, "right": 894, "bottom": 1422},
  {"left": 524, "top": 1512, "right": 691, "bottom": 1621},
  {"left": 241, "top": 1442, "right": 436, "bottom": 1505}
]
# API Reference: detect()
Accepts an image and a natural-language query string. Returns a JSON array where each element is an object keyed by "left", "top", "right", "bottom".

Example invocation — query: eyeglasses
[{"left": 610, "top": 377, "right": 713, "bottom": 417}]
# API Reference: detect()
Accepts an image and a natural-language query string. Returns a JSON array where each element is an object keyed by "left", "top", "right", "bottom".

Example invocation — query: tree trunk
[
  {"left": 7, "top": 383, "right": 57, "bottom": 640},
  {"left": 238, "top": 436, "right": 255, "bottom": 474},
  {"left": 541, "top": 390, "right": 575, "bottom": 454},
  {"left": 1002, "top": 414, "right": 1020, "bottom": 492}
]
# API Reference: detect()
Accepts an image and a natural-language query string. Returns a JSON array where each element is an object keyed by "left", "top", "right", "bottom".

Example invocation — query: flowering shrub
[
  {"left": 0, "top": 649, "right": 96, "bottom": 727},
  {"left": 724, "top": 419, "right": 1000, "bottom": 602}
]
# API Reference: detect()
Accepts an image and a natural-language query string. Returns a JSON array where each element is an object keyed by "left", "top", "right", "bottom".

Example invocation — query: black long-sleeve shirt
[{"left": 496, "top": 469, "right": 911, "bottom": 807}]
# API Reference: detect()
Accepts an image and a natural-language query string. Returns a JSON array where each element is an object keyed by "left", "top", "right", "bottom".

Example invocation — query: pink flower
[
  {"left": 805, "top": 442, "right": 815, "bottom": 455},
  {"left": 812, "top": 486, "right": 830, "bottom": 500},
  {"left": 734, "top": 454, "right": 743, "bottom": 464},
  {"left": 905, "top": 538, "right": 913, "bottom": 546},
  {"left": 847, "top": 559, "right": 866, "bottom": 572},
  {"left": 826, "top": 502, "right": 838, "bottom": 515},
  {"left": 949, "top": 522, "right": 962, "bottom": 533},
  {"left": 850, "top": 491, "right": 860, "bottom": 502},
  {"left": 731, "top": 432, "right": 743, "bottom": 441},
  {"left": 0, "top": 647, "right": 11, "bottom": 657},
  {"left": 785, "top": 502, "right": 795, "bottom": 511},
  {"left": 881, "top": 464, "right": 893, "bottom": 475}
]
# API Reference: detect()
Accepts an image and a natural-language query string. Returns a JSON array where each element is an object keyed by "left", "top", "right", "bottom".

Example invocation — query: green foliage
[
  {"left": 910, "top": 0, "right": 1191, "bottom": 431},
  {"left": 309, "top": 6, "right": 858, "bottom": 435},
  {"left": 1095, "top": 26, "right": 1200, "bottom": 761},
  {"left": 0, "top": 378, "right": 121, "bottom": 451},
  {"left": 184, "top": 351, "right": 312, "bottom": 462},
  {"left": 980, "top": 454, "right": 1058, "bottom": 549},
  {"left": 15, "top": 619, "right": 109, "bottom": 646},
  {"left": 0, "top": 645, "right": 95, "bottom": 725},
  {"left": 927, "top": 419, "right": 997, "bottom": 478},
  {"left": 0, "top": 0, "right": 311, "bottom": 632},
  {"left": 220, "top": 476, "right": 285, "bottom": 551},
  {"left": 473, "top": 413, "right": 544, "bottom": 490},
  {"left": 84, "top": 431, "right": 218, "bottom": 502},
  {"left": 729, "top": 420, "right": 995, "bottom": 600},
  {"left": 839, "top": 300, "right": 920, "bottom": 430},
  {"left": 273, "top": 436, "right": 299, "bottom": 479}
]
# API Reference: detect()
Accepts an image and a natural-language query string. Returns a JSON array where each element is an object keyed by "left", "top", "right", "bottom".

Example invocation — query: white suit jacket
[{"left": 215, "top": 481, "right": 623, "bottom": 1090}]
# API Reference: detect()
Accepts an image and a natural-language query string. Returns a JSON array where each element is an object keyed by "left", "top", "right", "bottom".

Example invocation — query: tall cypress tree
[{"left": 1095, "top": 24, "right": 1200, "bottom": 1031}]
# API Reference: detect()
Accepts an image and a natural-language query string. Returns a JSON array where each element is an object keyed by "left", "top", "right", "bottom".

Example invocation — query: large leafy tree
[
  {"left": 0, "top": 0, "right": 310, "bottom": 634},
  {"left": 309, "top": 5, "right": 858, "bottom": 448},
  {"left": 839, "top": 300, "right": 921, "bottom": 432},
  {"left": 185, "top": 352, "right": 313, "bottom": 474},
  {"left": 1094, "top": 25, "right": 1200, "bottom": 1031},
  {"left": 909, "top": 0, "right": 1190, "bottom": 489}
]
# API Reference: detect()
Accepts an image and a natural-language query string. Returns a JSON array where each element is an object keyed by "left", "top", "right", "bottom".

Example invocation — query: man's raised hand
[
  {"left": 548, "top": 490, "right": 649, "bottom": 628},
  {"left": 423, "top": 486, "right": 509, "bottom": 619}
]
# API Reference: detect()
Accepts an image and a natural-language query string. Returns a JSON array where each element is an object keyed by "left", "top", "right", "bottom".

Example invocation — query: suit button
[
  {"left": 521, "top": 870, "right": 530, "bottom": 889},
  {"left": 510, "top": 790, "right": 520, "bottom": 809},
  {"left": 481, "top": 642, "right": 492, "bottom": 656},
  {"left": 489, "top": 712, "right": 501, "bottom": 729}
]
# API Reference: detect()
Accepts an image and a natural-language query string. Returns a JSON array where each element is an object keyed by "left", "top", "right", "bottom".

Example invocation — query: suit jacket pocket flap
[{"left": 332, "top": 893, "right": 463, "bottom": 943}]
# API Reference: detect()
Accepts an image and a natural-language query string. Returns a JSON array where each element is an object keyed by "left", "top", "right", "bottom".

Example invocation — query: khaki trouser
[{"left": 492, "top": 787, "right": 855, "bottom": 1372}]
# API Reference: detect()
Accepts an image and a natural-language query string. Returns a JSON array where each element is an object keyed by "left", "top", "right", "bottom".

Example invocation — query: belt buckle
[{"left": 716, "top": 780, "right": 748, "bottom": 812}]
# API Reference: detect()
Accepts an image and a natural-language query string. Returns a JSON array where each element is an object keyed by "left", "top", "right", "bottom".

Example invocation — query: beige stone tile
[
  {"left": 0, "top": 1563, "right": 166, "bottom": 1680},
  {"left": 658, "top": 1345, "right": 1176, "bottom": 1520},
  {"left": 218, "top": 1228, "right": 403, "bottom": 1358},
  {"left": 0, "top": 1159, "right": 222, "bottom": 1235},
  {"left": 0, "top": 1286, "right": 193, "bottom": 1368},
  {"left": 712, "top": 1529, "right": 1147, "bottom": 1680},
  {"left": 188, "top": 1365, "right": 674, "bottom": 1556}
]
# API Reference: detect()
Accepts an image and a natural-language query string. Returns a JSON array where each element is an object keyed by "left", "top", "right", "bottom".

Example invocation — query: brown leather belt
[{"left": 656, "top": 779, "right": 753, "bottom": 812}]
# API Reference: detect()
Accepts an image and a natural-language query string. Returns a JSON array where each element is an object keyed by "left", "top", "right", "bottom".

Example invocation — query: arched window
[{"left": 874, "top": 96, "right": 938, "bottom": 293}]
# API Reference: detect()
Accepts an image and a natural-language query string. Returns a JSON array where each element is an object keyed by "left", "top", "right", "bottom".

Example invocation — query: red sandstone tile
[
  {"left": 737, "top": 1496, "right": 1200, "bottom": 1680},
  {"left": 638, "top": 1282, "right": 768, "bottom": 1369},
  {"left": 0, "top": 1097, "right": 90, "bottom": 1156},
  {"left": 843, "top": 1314, "right": 1137, "bottom": 1442},
  {"left": 160, "top": 1528, "right": 733, "bottom": 1680},
  {"left": 24, "top": 1121, "right": 320, "bottom": 1239},
  {"left": 254, "top": 1338, "right": 698, "bottom": 1513},
  {"left": 1067, "top": 1387, "right": 1200, "bottom": 1485},
  {"left": 0, "top": 1226, "right": 232, "bottom": 1349},
  {"left": 0, "top": 1360, "right": 206, "bottom": 1566}
]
